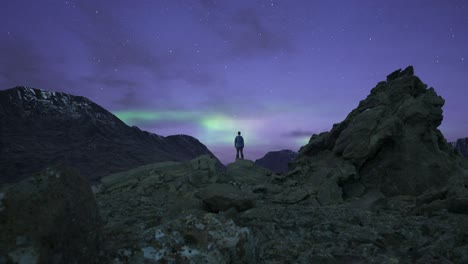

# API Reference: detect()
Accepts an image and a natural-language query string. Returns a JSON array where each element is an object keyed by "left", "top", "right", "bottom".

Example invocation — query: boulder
[
  {"left": 0, "top": 166, "right": 102, "bottom": 263},
  {"left": 198, "top": 183, "right": 256, "bottom": 213},
  {"left": 188, "top": 155, "right": 219, "bottom": 186},
  {"left": 226, "top": 159, "right": 271, "bottom": 186}
]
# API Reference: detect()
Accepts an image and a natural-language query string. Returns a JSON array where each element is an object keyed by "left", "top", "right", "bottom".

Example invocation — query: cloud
[
  {"left": 283, "top": 130, "right": 315, "bottom": 138},
  {"left": 67, "top": 1, "right": 228, "bottom": 109},
  {"left": 229, "top": 8, "right": 294, "bottom": 56},
  {"left": 196, "top": 2, "right": 295, "bottom": 57},
  {"left": 72, "top": 1, "right": 223, "bottom": 85}
]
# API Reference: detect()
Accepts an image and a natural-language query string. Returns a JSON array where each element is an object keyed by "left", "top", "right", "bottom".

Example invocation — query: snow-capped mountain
[{"left": 0, "top": 86, "right": 221, "bottom": 183}]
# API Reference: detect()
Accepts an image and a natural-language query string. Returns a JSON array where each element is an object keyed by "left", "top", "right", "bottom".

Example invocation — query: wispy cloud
[{"left": 283, "top": 130, "right": 315, "bottom": 138}]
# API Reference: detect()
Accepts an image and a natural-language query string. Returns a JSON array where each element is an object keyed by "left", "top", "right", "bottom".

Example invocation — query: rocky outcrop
[
  {"left": 294, "top": 66, "right": 467, "bottom": 201},
  {"left": 0, "top": 166, "right": 102, "bottom": 263},
  {"left": 95, "top": 155, "right": 261, "bottom": 263},
  {"left": 254, "top": 149, "right": 297, "bottom": 173},
  {"left": 0, "top": 86, "right": 222, "bottom": 184},
  {"left": 451, "top": 137, "right": 468, "bottom": 158}
]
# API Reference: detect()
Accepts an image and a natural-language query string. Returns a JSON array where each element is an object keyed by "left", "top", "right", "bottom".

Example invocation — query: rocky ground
[
  {"left": 1, "top": 67, "right": 468, "bottom": 263},
  {"left": 92, "top": 155, "right": 468, "bottom": 263}
]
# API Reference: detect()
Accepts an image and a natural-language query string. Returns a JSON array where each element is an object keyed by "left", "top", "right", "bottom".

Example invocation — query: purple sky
[{"left": 1, "top": 0, "right": 467, "bottom": 164}]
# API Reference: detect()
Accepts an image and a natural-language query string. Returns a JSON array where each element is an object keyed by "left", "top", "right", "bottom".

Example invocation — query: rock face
[
  {"left": 451, "top": 137, "right": 468, "bottom": 158},
  {"left": 255, "top": 149, "right": 297, "bottom": 173},
  {"left": 0, "top": 166, "right": 102, "bottom": 263},
  {"left": 295, "top": 66, "right": 466, "bottom": 200},
  {"left": 0, "top": 86, "right": 222, "bottom": 183}
]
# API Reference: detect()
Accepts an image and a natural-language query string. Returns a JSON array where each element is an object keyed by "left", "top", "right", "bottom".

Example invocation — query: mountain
[
  {"left": 254, "top": 149, "right": 297, "bottom": 173},
  {"left": 0, "top": 86, "right": 222, "bottom": 183},
  {"left": 450, "top": 137, "right": 468, "bottom": 157}
]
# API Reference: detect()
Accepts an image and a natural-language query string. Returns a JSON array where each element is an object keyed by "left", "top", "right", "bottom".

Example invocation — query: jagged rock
[
  {"left": 0, "top": 166, "right": 102, "bottom": 263},
  {"left": 0, "top": 86, "right": 222, "bottom": 183},
  {"left": 300, "top": 132, "right": 332, "bottom": 156},
  {"left": 295, "top": 66, "right": 467, "bottom": 202},
  {"left": 198, "top": 183, "right": 256, "bottom": 213},
  {"left": 254, "top": 149, "right": 298, "bottom": 173}
]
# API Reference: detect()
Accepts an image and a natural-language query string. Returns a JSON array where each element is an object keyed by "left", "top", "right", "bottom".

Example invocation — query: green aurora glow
[{"left": 113, "top": 110, "right": 309, "bottom": 148}]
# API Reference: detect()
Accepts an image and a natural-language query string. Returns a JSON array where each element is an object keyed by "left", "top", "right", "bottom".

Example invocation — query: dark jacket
[{"left": 235, "top": 135, "right": 244, "bottom": 148}]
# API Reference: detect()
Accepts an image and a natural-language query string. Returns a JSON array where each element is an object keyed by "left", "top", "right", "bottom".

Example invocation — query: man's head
[{"left": 238, "top": 131, "right": 241, "bottom": 135}]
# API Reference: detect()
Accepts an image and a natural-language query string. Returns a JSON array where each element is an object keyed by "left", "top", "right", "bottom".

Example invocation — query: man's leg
[
  {"left": 240, "top": 148, "right": 244, "bottom": 159},
  {"left": 236, "top": 148, "right": 239, "bottom": 159}
]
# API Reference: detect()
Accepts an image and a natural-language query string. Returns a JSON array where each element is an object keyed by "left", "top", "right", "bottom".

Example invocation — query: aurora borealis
[
  {"left": 1, "top": 1, "right": 467, "bottom": 163},
  {"left": 114, "top": 109, "right": 312, "bottom": 161}
]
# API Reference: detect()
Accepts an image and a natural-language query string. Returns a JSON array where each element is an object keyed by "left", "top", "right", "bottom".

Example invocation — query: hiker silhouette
[{"left": 234, "top": 131, "right": 244, "bottom": 159}]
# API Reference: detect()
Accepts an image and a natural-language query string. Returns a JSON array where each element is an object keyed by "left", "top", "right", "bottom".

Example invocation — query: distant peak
[{"left": 1, "top": 86, "right": 123, "bottom": 126}]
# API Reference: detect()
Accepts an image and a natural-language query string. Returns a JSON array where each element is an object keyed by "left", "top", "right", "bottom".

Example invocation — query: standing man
[{"left": 235, "top": 131, "right": 244, "bottom": 160}]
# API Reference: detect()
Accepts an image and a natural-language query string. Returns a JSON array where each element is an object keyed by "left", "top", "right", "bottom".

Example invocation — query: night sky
[{"left": 1, "top": 0, "right": 467, "bottom": 164}]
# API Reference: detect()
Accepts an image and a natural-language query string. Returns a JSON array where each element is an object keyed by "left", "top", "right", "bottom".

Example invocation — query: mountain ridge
[
  {"left": 254, "top": 149, "right": 297, "bottom": 173},
  {"left": 0, "top": 86, "right": 222, "bottom": 183}
]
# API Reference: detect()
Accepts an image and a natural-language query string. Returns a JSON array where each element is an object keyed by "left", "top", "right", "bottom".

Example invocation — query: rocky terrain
[
  {"left": 1, "top": 67, "right": 468, "bottom": 263},
  {"left": 0, "top": 166, "right": 103, "bottom": 263},
  {"left": 0, "top": 86, "right": 221, "bottom": 184},
  {"left": 451, "top": 138, "right": 468, "bottom": 158},
  {"left": 255, "top": 149, "right": 298, "bottom": 173}
]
